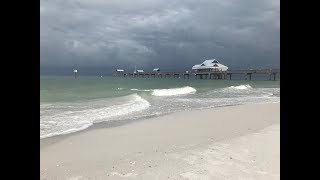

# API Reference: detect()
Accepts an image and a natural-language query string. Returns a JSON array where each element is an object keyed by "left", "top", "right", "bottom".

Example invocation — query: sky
[{"left": 40, "top": 0, "right": 279, "bottom": 75}]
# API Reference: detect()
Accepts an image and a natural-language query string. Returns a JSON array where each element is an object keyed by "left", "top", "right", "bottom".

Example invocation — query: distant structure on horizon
[
  {"left": 153, "top": 68, "right": 160, "bottom": 72},
  {"left": 112, "top": 60, "right": 279, "bottom": 80},
  {"left": 192, "top": 59, "right": 228, "bottom": 72},
  {"left": 116, "top": 69, "right": 125, "bottom": 72},
  {"left": 73, "top": 69, "right": 78, "bottom": 78},
  {"left": 133, "top": 66, "right": 144, "bottom": 73}
]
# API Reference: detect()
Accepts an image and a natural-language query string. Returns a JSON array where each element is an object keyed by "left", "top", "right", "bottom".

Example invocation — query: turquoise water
[{"left": 40, "top": 76, "right": 280, "bottom": 139}]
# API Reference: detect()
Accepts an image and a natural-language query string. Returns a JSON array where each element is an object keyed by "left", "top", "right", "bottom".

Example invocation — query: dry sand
[{"left": 40, "top": 103, "right": 280, "bottom": 180}]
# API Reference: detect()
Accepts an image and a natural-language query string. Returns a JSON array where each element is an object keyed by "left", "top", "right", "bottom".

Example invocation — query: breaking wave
[
  {"left": 130, "top": 88, "right": 152, "bottom": 92},
  {"left": 228, "top": 84, "right": 252, "bottom": 90},
  {"left": 151, "top": 86, "right": 197, "bottom": 96},
  {"left": 40, "top": 94, "right": 150, "bottom": 139}
]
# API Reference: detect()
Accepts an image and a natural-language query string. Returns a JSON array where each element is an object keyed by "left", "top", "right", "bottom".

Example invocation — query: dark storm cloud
[{"left": 40, "top": 0, "right": 279, "bottom": 74}]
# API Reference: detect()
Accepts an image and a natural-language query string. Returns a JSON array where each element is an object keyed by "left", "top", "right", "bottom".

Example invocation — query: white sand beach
[{"left": 40, "top": 103, "right": 280, "bottom": 180}]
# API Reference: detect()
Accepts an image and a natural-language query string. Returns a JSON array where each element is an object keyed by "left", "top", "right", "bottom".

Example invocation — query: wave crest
[
  {"left": 151, "top": 86, "right": 197, "bottom": 96},
  {"left": 228, "top": 84, "right": 252, "bottom": 90},
  {"left": 130, "top": 88, "right": 152, "bottom": 92},
  {"left": 40, "top": 94, "right": 150, "bottom": 139}
]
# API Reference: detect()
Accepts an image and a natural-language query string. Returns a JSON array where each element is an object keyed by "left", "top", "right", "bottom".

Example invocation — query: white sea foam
[
  {"left": 151, "top": 86, "right": 197, "bottom": 96},
  {"left": 228, "top": 84, "right": 252, "bottom": 90},
  {"left": 40, "top": 123, "right": 92, "bottom": 139},
  {"left": 130, "top": 88, "right": 152, "bottom": 92},
  {"left": 40, "top": 94, "right": 150, "bottom": 139}
]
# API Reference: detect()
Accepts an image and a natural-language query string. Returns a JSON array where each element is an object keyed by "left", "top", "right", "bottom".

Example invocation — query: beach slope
[{"left": 40, "top": 103, "right": 279, "bottom": 180}]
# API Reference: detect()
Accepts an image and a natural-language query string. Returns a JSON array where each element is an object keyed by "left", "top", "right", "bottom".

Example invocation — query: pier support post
[
  {"left": 273, "top": 73, "right": 276, "bottom": 81},
  {"left": 246, "top": 73, "right": 252, "bottom": 80}
]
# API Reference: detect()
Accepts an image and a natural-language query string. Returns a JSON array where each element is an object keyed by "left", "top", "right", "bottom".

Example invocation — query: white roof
[
  {"left": 116, "top": 69, "right": 124, "bottom": 72},
  {"left": 137, "top": 70, "right": 144, "bottom": 72},
  {"left": 192, "top": 59, "right": 228, "bottom": 71},
  {"left": 153, "top": 68, "right": 160, "bottom": 71}
]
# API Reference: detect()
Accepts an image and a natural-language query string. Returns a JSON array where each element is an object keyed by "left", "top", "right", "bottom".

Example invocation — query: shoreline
[
  {"left": 40, "top": 101, "right": 278, "bottom": 148},
  {"left": 41, "top": 102, "right": 279, "bottom": 179}
]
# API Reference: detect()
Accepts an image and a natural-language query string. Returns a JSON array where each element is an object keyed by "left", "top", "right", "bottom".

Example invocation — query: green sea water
[{"left": 40, "top": 75, "right": 280, "bottom": 139}]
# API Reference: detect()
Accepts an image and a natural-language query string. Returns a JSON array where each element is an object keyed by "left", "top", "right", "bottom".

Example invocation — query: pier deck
[{"left": 114, "top": 69, "right": 280, "bottom": 80}]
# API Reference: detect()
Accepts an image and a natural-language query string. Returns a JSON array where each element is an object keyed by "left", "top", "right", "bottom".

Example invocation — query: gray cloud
[{"left": 40, "top": 0, "right": 279, "bottom": 74}]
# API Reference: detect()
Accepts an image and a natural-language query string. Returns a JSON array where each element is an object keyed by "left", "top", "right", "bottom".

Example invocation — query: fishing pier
[{"left": 114, "top": 69, "right": 280, "bottom": 80}]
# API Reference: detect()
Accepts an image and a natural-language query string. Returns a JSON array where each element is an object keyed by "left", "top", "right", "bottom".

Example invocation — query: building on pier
[{"left": 192, "top": 59, "right": 228, "bottom": 72}]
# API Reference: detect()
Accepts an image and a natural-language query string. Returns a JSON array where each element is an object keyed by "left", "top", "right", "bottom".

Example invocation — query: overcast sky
[{"left": 40, "top": 0, "right": 279, "bottom": 74}]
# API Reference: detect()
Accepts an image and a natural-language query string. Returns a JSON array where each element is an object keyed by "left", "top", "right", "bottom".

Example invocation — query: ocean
[{"left": 40, "top": 76, "right": 280, "bottom": 139}]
